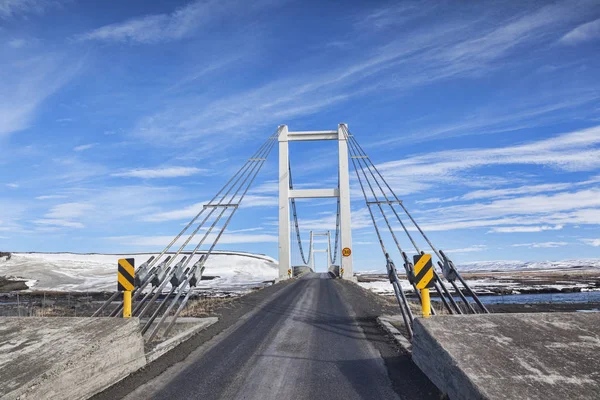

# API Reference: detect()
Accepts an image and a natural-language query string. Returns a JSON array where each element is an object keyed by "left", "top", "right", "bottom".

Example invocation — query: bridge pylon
[
  {"left": 308, "top": 231, "right": 332, "bottom": 272},
  {"left": 278, "top": 124, "right": 353, "bottom": 280}
]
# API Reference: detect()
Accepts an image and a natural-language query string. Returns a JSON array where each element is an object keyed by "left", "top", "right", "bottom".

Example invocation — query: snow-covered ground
[
  {"left": 356, "top": 259, "right": 600, "bottom": 296},
  {"left": 456, "top": 259, "right": 600, "bottom": 272},
  {"left": 358, "top": 277, "right": 599, "bottom": 297},
  {"left": 355, "top": 259, "right": 600, "bottom": 276},
  {"left": 0, "top": 252, "right": 278, "bottom": 292},
  {"left": 2, "top": 252, "right": 599, "bottom": 295}
]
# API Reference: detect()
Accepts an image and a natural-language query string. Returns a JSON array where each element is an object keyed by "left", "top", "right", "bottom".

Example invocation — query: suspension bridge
[
  {"left": 5, "top": 124, "right": 597, "bottom": 400},
  {"left": 93, "top": 123, "right": 486, "bottom": 342},
  {"left": 84, "top": 124, "right": 502, "bottom": 400}
]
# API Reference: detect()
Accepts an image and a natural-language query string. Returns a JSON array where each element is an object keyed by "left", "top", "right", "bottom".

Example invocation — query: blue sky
[{"left": 1, "top": 0, "right": 600, "bottom": 271}]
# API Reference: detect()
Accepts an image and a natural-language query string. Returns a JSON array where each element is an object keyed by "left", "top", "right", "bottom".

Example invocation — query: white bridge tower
[{"left": 278, "top": 124, "right": 353, "bottom": 280}]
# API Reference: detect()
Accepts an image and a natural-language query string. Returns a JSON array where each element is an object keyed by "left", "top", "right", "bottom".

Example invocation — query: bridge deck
[{"left": 120, "top": 274, "right": 438, "bottom": 400}]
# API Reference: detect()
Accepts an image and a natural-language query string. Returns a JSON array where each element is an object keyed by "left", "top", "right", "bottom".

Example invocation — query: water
[{"left": 433, "top": 291, "right": 600, "bottom": 305}]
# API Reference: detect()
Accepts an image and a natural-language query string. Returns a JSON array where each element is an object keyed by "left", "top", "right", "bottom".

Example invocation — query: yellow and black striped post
[
  {"left": 118, "top": 258, "right": 135, "bottom": 318},
  {"left": 413, "top": 254, "right": 434, "bottom": 318}
]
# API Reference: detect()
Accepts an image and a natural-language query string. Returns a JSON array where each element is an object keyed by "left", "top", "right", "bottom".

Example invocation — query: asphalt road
[{"left": 124, "top": 273, "right": 439, "bottom": 400}]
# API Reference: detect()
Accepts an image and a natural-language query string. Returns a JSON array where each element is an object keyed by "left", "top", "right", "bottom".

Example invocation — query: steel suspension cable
[
  {"left": 344, "top": 129, "right": 415, "bottom": 332},
  {"left": 289, "top": 163, "right": 309, "bottom": 266},
  {"left": 343, "top": 132, "right": 457, "bottom": 313},
  {"left": 330, "top": 199, "right": 341, "bottom": 265},
  {"left": 344, "top": 128, "right": 463, "bottom": 313},
  {"left": 96, "top": 133, "right": 278, "bottom": 316},
  {"left": 109, "top": 133, "right": 279, "bottom": 318},
  {"left": 344, "top": 130, "right": 437, "bottom": 315},
  {"left": 155, "top": 137, "right": 277, "bottom": 339},
  {"left": 146, "top": 133, "right": 279, "bottom": 338},
  {"left": 146, "top": 134, "right": 275, "bottom": 270},
  {"left": 344, "top": 126, "right": 487, "bottom": 314}
]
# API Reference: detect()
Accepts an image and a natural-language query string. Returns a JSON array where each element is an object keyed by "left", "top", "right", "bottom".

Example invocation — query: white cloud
[
  {"left": 438, "top": 189, "right": 600, "bottom": 220},
  {"left": 132, "top": 2, "right": 599, "bottom": 147},
  {"left": 490, "top": 225, "right": 564, "bottom": 233},
  {"left": 36, "top": 194, "right": 68, "bottom": 200},
  {"left": 6, "top": 183, "right": 19, "bottom": 188},
  {"left": 8, "top": 38, "right": 27, "bottom": 48},
  {"left": 144, "top": 194, "right": 277, "bottom": 222},
  {"left": 444, "top": 245, "right": 487, "bottom": 253},
  {"left": 250, "top": 181, "right": 278, "bottom": 195},
  {"left": 33, "top": 218, "right": 84, "bottom": 229},
  {"left": 376, "top": 125, "right": 600, "bottom": 195},
  {"left": 109, "top": 232, "right": 278, "bottom": 247},
  {"left": 0, "top": 53, "right": 81, "bottom": 136},
  {"left": 45, "top": 202, "right": 93, "bottom": 219},
  {"left": 73, "top": 143, "right": 96, "bottom": 152},
  {"left": 581, "top": 238, "right": 600, "bottom": 247},
  {"left": 411, "top": 184, "right": 600, "bottom": 233},
  {"left": 560, "top": 18, "right": 600, "bottom": 45},
  {"left": 240, "top": 195, "right": 277, "bottom": 208},
  {"left": 355, "top": 2, "right": 428, "bottom": 31},
  {"left": 0, "top": 0, "right": 63, "bottom": 18},
  {"left": 112, "top": 166, "right": 205, "bottom": 179},
  {"left": 511, "top": 241, "right": 569, "bottom": 248},
  {"left": 76, "top": 0, "right": 279, "bottom": 44},
  {"left": 462, "top": 183, "right": 572, "bottom": 201},
  {"left": 31, "top": 185, "right": 182, "bottom": 229},
  {"left": 143, "top": 201, "right": 205, "bottom": 222}
]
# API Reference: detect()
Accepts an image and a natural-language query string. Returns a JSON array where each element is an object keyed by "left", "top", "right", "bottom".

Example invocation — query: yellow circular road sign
[{"left": 342, "top": 247, "right": 352, "bottom": 257}]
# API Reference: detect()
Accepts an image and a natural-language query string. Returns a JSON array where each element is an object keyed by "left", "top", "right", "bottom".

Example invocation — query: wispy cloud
[
  {"left": 143, "top": 194, "right": 277, "bottom": 223},
  {"left": 375, "top": 93, "right": 600, "bottom": 147},
  {"left": 131, "top": 1, "right": 600, "bottom": 148},
  {"left": 512, "top": 241, "right": 569, "bottom": 248},
  {"left": 108, "top": 232, "right": 278, "bottom": 247},
  {"left": 112, "top": 166, "right": 205, "bottom": 179},
  {"left": 8, "top": 38, "right": 28, "bottom": 48},
  {"left": 0, "top": 52, "right": 81, "bottom": 136},
  {"left": 444, "top": 245, "right": 487, "bottom": 253},
  {"left": 420, "top": 176, "right": 600, "bottom": 204},
  {"left": 76, "top": 0, "right": 280, "bottom": 44},
  {"left": 560, "top": 18, "right": 600, "bottom": 44},
  {"left": 0, "top": 0, "right": 64, "bottom": 19},
  {"left": 6, "top": 182, "right": 19, "bottom": 188},
  {"left": 30, "top": 185, "right": 182, "bottom": 230},
  {"left": 45, "top": 202, "right": 93, "bottom": 219},
  {"left": 142, "top": 201, "right": 205, "bottom": 222},
  {"left": 35, "top": 194, "right": 68, "bottom": 200},
  {"left": 376, "top": 125, "right": 600, "bottom": 196},
  {"left": 354, "top": 2, "right": 431, "bottom": 31},
  {"left": 73, "top": 143, "right": 96, "bottom": 152},
  {"left": 490, "top": 225, "right": 564, "bottom": 233},
  {"left": 581, "top": 238, "right": 600, "bottom": 247},
  {"left": 33, "top": 218, "right": 84, "bottom": 229}
]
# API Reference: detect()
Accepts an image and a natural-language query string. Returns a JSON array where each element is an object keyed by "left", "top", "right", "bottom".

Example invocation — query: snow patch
[{"left": 0, "top": 252, "right": 278, "bottom": 292}]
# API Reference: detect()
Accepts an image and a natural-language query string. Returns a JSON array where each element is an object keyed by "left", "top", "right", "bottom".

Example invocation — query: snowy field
[
  {"left": 2, "top": 252, "right": 599, "bottom": 296},
  {"left": 356, "top": 259, "right": 600, "bottom": 296},
  {"left": 0, "top": 252, "right": 278, "bottom": 293}
]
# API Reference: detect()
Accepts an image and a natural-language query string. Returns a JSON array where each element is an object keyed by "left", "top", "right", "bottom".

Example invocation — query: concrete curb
[
  {"left": 0, "top": 316, "right": 220, "bottom": 400},
  {"left": 0, "top": 317, "right": 146, "bottom": 400},
  {"left": 377, "top": 315, "right": 412, "bottom": 353}
]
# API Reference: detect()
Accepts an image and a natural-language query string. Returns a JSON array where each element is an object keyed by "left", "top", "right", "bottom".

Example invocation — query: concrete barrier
[
  {"left": 0, "top": 317, "right": 146, "bottom": 400},
  {"left": 412, "top": 313, "right": 600, "bottom": 400}
]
